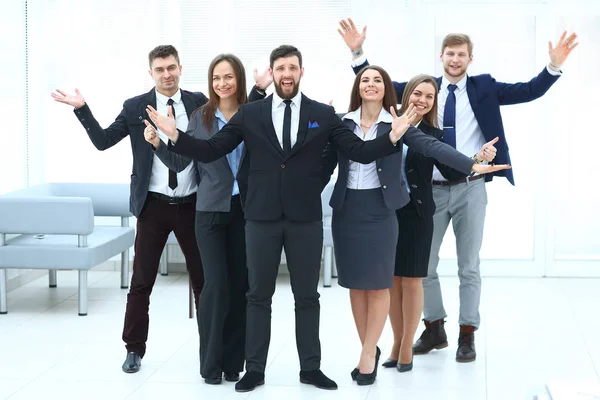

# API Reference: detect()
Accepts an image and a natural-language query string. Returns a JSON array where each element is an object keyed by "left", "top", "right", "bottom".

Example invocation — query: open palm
[
  {"left": 337, "top": 18, "right": 366, "bottom": 51},
  {"left": 549, "top": 31, "right": 578, "bottom": 68},
  {"left": 51, "top": 88, "right": 85, "bottom": 108}
]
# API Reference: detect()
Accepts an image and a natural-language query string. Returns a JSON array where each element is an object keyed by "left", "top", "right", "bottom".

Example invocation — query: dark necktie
[
  {"left": 166, "top": 98, "right": 178, "bottom": 190},
  {"left": 442, "top": 84, "right": 458, "bottom": 148},
  {"left": 282, "top": 99, "right": 292, "bottom": 154}
]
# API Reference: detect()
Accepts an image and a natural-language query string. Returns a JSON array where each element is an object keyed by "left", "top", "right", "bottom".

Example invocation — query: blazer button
[
  {"left": 377, "top": 168, "right": 382, "bottom": 172},
  {"left": 407, "top": 169, "right": 414, "bottom": 173},
  {"left": 280, "top": 164, "right": 285, "bottom": 168},
  {"left": 411, "top": 184, "right": 417, "bottom": 188},
  {"left": 416, "top": 199, "right": 422, "bottom": 204},
  {"left": 382, "top": 185, "right": 387, "bottom": 189}
]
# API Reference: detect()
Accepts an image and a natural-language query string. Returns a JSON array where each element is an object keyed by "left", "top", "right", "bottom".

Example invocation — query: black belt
[
  {"left": 148, "top": 191, "right": 196, "bottom": 204},
  {"left": 432, "top": 174, "right": 484, "bottom": 187}
]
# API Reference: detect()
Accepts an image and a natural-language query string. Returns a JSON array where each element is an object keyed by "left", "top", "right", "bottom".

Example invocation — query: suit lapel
[
  {"left": 375, "top": 122, "right": 391, "bottom": 169},
  {"left": 180, "top": 90, "right": 197, "bottom": 118},
  {"left": 288, "top": 95, "right": 312, "bottom": 158},
  {"left": 465, "top": 77, "right": 481, "bottom": 120},
  {"left": 138, "top": 88, "right": 157, "bottom": 128},
  {"left": 261, "top": 96, "right": 286, "bottom": 157}
]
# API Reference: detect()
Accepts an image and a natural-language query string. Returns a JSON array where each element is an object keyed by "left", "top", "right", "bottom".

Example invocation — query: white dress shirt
[
  {"left": 272, "top": 91, "right": 302, "bottom": 149},
  {"left": 148, "top": 89, "right": 197, "bottom": 197},
  {"left": 342, "top": 107, "right": 393, "bottom": 189}
]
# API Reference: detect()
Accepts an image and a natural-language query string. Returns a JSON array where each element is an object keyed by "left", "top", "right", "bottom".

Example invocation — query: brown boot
[
  {"left": 456, "top": 325, "right": 476, "bottom": 363},
  {"left": 412, "top": 319, "right": 449, "bottom": 355}
]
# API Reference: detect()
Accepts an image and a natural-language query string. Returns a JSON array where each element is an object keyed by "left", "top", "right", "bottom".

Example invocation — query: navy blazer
[
  {"left": 353, "top": 61, "right": 561, "bottom": 185},
  {"left": 321, "top": 119, "right": 475, "bottom": 212}
]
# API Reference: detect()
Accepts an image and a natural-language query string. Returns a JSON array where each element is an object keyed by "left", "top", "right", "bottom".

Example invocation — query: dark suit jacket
[
  {"left": 73, "top": 87, "right": 263, "bottom": 217},
  {"left": 171, "top": 94, "right": 402, "bottom": 222},
  {"left": 321, "top": 119, "right": 474, "bottom": 212},
  {"left": 404, "top": 122, "right": 467, "bottom": 218},
  {"left": 353, "top": 60, "right": 561, "bottom": 185}
]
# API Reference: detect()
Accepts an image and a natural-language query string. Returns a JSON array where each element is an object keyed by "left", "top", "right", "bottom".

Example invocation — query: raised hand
[
  {"left": 476, "top": 137, "right": 499, "bottom": 163},
  {"left": 146, "top": 105, "right": 178, "bottom": 141},
  {"left": 51, "top": 88, "right": 86, "bottom": 109},
  {"left": 389, "top": 104, "right": 417, "bottom": 143},
  {"left": 143, "top": 120, "right": 160, "bottom": 148},
  {"left": 471, "top": 163, "right": 511, "bottom": 175},
  {"left": 337, "top": 18, "right": 366, "bottom": 52},
  {"left": 549, "top": 31, "right": 578, "bottom": 69},
  {"left": 253, "top": 66, "right": 273, "bottom": 91}
]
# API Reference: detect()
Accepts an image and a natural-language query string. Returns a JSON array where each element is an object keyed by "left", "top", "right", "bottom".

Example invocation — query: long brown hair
[
  {"left": 398, "top": 74, "right": 439, "bottom": 128},
  {"left": 201, "top": 54, "right": 248, "bottom": 129},
  {"left": 348, "top": 65, "right": 398, "bottom": 114}
]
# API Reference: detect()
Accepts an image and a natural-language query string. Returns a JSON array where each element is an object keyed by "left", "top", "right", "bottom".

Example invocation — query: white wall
[{"left": 2, "top": 0, "right": 599, "bottom": 278}]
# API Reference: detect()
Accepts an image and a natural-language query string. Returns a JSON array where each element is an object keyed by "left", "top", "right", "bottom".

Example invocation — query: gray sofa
[{"left": 0, "top": 182, "right": 135, "bottom": 315}]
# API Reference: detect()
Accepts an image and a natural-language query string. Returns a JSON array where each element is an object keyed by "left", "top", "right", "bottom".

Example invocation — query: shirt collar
[
  {"left": 215, "top": 108, "right": 227, "bottom": 124},
  {"left": 155, "top": 88, "right": 182, "bottom": 106},
  {"left": 342, "top": 106, "right": 393, "bottom": 126},
  {"left": 272, "top": 90, "right": 302, "bottom": 109},
  {"left": 441, "top": 74, "right": 467, "bottom": 93}
]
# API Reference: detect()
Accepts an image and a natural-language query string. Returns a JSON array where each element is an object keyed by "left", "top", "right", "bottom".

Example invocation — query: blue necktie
[{"left": 443, "top": 84, "right": 458, "bottom": 148}]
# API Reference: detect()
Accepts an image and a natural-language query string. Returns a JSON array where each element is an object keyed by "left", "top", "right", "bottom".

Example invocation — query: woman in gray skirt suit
[{"left": 321, "top": 65, "right": 509, "bottom": 386}]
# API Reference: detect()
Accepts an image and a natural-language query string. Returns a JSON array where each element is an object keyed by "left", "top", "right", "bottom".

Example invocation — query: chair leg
[
  {"left": 0, "top": 268, "right": 7, "bottom": 314},
  {"left": 78, "top": 270, "right": 88, "bottom": 316},
  {"left": 332, "top": 252, "right": 338, "bottom": 278},
  {"left": 188, "top": 276, "right": 193, "bottom": 319},
  {"left": 323, "top": 246, "right": 332, "bottom": 288},
  {"left": 49, "top": 270, "right": 57, "bottom": 288},
  {"left": 121, "top": 248, "right": 130, "bottom": 289},
  {"left": 160, "top": 247, "right": 168, "bottom": 276}
]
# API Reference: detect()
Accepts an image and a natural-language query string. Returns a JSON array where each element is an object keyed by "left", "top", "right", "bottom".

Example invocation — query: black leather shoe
[
  {"left": 300, "top": 369, "right": 338, "bottom": 390},
  {"left": 456, "top": 326, "right": 476, "bottom": 363},
  {"left": 413, "top": 319, "right": 449, "bottom": 355},
  {"left": 381, "top": 358, "right": 398, "bottom": 368},
  {"left": 350, "top": 368, "right": 359, "bottom": 381},
  {"left": 235, "top": 371, "right": 265, "bottom": 392},
  {"left": 204, "top": 376, "right": 222, "bottom": 385},
  {"left": 121, "top": 352, "right": 141, "bottom": 373},
  {"left": 224, "top": 372, "right": 240, "bottom": 382},
  {"left": 353, "top": 346, "right": 380, "bottom": 380}
]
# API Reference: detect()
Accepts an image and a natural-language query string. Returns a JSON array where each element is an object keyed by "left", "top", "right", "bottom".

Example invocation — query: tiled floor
[{"left": 1, "top": 271, "right": 599, "bottom": 399}]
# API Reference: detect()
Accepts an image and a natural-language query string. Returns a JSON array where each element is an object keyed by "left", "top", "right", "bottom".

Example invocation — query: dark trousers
[
  {"left": 195, "top": 195, "right": 248, "bottom": 378},
  {"left": 122, "top": 194, "right": 204, "bottom": 358},
  {"left": 244, "top": 219, "right": 323, "bottom": 373}
]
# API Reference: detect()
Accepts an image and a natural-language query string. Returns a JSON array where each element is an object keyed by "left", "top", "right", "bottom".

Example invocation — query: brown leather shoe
[
  {"left": 456, "top": 325, "right": 476, "bottom": 363},
  {"left": 412, "top": 319, "right": 449, "bottom": 355}
]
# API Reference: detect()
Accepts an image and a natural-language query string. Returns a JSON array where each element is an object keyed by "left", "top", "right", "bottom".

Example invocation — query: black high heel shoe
[
  {"left": 356, "top": 346, "right": 381, "bottom": 386},
  {"left": 381, "top": 358, "right": 398, "bottom": 368},
  {"left": 397, "top": 352, "right": 414, "bottom": 373},
  {"left": 351, "top": 346, "right": 381, "bottom": 381}
]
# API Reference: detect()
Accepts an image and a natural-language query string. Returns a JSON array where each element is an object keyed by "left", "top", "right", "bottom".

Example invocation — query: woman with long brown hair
[
  {"left": 321, "top": 66, "right": 507, "bottom": 386},
  {"left": 380, "top": 74, "right": 497, "bottom": 373}
]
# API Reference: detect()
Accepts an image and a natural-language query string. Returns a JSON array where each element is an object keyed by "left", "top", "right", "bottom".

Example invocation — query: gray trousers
[{"left": 423, "top": 178, "right": 487, "bottom": 328}]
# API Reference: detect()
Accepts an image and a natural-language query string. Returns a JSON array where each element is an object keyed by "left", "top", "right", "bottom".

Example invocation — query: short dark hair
[
  {"left": 269, "top": 45, "right": 302, "bottom": 68},
  {"left": 148, "top": 45, "right": 180, "bottom": 68}
]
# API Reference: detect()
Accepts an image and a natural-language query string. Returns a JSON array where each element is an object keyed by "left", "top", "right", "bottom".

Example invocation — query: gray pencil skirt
[{"left": 331, "top": 188, "right": 398, "bottom": 290}]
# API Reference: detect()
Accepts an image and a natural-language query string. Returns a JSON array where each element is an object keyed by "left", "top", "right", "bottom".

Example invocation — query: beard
[{"left": 274, "top": 78, "right": 300, "bottom": 100}]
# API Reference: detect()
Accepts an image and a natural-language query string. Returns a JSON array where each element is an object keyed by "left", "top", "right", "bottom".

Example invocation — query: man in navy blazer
[{"left": 338, "top": 18, "right": 578, "bottom": 363}]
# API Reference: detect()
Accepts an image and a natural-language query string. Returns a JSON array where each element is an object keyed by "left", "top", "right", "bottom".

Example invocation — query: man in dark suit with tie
[
  {"left": 337, "top": 18, "right": 578, "bottom": 363},
  {"left": 146, "top": 44, "right": 424, "bottom": 392},
  {"left": 51, "top": 45, "right": 268, "bottom": 374}
]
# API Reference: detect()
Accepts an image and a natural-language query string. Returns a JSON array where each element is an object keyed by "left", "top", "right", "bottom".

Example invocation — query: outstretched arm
[
  {"left": 146, "top": 103, "right": 243, "bottom": 163},
  {"left": 496, "top": 31, "right": 578, "bottom": 105},
  {"left": 52, "top": 88, "right": 129, "bottom": 150}
]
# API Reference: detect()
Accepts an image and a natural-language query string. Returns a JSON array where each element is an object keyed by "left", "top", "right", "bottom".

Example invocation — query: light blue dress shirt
[{"left": 215, "top": 109, "right": 244, "bottom": 197}]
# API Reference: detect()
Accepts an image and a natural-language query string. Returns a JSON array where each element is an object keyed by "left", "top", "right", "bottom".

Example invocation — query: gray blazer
[{"left": 177, "top": 109, "right": 246, "bottom": 212}]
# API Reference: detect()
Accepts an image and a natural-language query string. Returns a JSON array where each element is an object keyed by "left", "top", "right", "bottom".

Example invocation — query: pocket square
[{"left": 308, "top": 121, "right": 319, "bottom": 129}]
